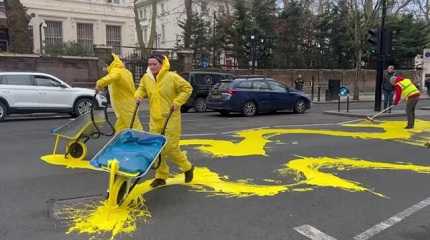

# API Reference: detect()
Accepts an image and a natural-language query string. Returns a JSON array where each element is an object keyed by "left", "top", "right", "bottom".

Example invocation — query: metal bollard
[
  {"left": 317, "top": 86, "right": 321, "bottom": 102},
  {"left": 347, "top": 96, "right": 350, "bottom": 112}
]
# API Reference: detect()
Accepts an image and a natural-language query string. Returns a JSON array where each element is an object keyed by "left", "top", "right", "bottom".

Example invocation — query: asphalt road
[{"left": 2, "top": 101, "right": 430, "bottom": 240}]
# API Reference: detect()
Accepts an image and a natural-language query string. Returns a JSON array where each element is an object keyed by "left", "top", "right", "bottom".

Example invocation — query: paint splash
[
  {"left": 40, "top": 120, "right": 430, "bottom": 239},
  {"left": 41, "top": 154, "right": 95, "bottom": 169},
  {"left": 63, "top": 167, "right": 288, "bottom": 239},
  {"left": 280, "top": 156, "right": 430, "bottom": 197},
  {"left": 180, "top": 120, "right": 430, "bottom": 157},
  {"left": 61, "top": 158, "right": 430, "bottom": 239},
  {"left": 65, "top": 198, "right": 151, "bottom": 240}
]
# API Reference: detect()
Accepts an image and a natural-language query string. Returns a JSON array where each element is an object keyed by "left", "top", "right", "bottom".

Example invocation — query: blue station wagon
[{"left": 206, "top": 77, "right": 311, "bottom": 117}]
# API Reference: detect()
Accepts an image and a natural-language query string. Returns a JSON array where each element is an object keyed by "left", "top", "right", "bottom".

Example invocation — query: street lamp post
[
  {"left": 250, "top": 34, "right": 256, "bottom": 73},
  {"left": 39, "top": 21, "right": 47, "bottom": 55},
  {"left": 374, "top": 0, "right": 387, "bottom": 112}
]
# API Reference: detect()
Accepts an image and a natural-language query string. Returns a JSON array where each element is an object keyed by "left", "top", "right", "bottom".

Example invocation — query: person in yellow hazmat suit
[
  {"left": 135, "top": 54, "right": 194, "bottom": 188},
  {"left": 95, "top": 54, "right": 143, "bottom": 132}
]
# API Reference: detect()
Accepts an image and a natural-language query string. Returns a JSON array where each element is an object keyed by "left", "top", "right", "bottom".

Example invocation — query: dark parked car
[
  {"left": 207, "top": 77, "right": 311, "bottom": 117},
  {"left": 181, "top": 71, "right": 234, "bottom": 112}
]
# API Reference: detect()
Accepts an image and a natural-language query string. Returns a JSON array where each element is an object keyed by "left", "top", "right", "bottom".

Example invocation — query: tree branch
[{"left": 394, "top": 0, "right": 413, "bottom": 15}]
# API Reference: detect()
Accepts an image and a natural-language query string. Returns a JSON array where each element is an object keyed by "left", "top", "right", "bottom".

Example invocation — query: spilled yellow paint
[
  {"left": 280, "top": 157, "right": 430, "bottom": 197},
  {"left": 180, "top": 120, "right": 430, "bottom": 157},
  {"left": 66, "top": 198, "right": 151, "bottom": 240},
  {"left": 39, "top": 120, "right": 430, "bottom": 239},
  {"left": 62, "top": 157, "right": 430, "bottom": 239},
  {"left": 41, "top": 154, "right": 95, "bottom": 170},
  {"left": 64, "top": 167, "right": 288, "bottom": 239}
]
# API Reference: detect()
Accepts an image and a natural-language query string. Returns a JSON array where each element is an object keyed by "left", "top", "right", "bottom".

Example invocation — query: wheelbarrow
[
  {"left": 45, "top": 93, "right": 115, "bottom": 161},
  {"left": 90, "top": 104, "right": 173, "bottom": 206}
]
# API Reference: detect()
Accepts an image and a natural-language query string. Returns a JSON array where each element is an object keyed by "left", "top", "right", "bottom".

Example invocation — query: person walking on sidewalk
[
  {"left": 391, "top": 73, "right": 421, "bottom": 129},
  {"left": 383, "top": 65, "right": 396, "bottom": 112},
  {"left": 135, "top": 54, "right": 194, "bottom": 188}
]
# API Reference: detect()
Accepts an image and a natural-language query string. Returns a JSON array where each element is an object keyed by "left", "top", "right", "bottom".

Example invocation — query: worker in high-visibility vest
[{"left": 391, "top": 73, "right": 421, "bottom": 129}]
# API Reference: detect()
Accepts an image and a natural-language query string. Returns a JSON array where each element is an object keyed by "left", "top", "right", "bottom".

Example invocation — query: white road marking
[
  {"left": 353, "top": 196, "right": 430, "bottom": 240},
  {"left": 294, "top": 196, "right": 430, "bottom": 240},
  {"left": 294, "top": 225, "right": 338, "bottom": 240}
]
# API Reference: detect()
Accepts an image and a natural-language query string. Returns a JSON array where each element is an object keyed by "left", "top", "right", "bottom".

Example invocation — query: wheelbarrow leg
[
  {"left": 53, "top": 135, "right": 61, "bottom": 155},
  {"left": 107, "top": 160, "right": 129, "bottom": 207}
]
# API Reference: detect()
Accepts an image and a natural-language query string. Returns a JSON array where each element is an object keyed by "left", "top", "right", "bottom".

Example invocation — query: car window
[
  {"left": 34, "top": 75, "right": 61, "bottom": 87},
  {"left": 268, "top": 81, "right": 287, "bottom": 92},
  {"left": 3, "top": 75, "right": 33, "bottom": 86},
  {"left": 218, "top": 81, "right": 232, "bottom": 91},
  {"left": 252, "top": 81, "right": 270, "bottom": 90},
  {"left": 0, "top": 76, "right": 3, "bottom": 85},
  {"left": 236, "top": 81, "right": 252, "bottom": 89},
  {"left": 194, "top": 74, "right": 213, "bottom": 85}
]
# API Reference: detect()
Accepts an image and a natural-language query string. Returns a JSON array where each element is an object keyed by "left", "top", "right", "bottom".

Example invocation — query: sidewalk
[
  {"left": 312, "top": 93, "right": 430, "bottom": 104},
  {"left": 324, "top": 109, "right": 430, "bottom": 118}
]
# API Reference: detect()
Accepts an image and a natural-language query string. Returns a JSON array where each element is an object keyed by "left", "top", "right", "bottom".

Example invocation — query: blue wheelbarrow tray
[{"left": 90, "top": 130, "right": 167, "bottom": 177}]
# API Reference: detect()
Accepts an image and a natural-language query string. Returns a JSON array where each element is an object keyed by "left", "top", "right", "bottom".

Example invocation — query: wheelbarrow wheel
[
  {"left": 108, "top": 177, "right": 129, "bottom": 206},
  {"left": 66, "top": 142, "right": 87, "bottom": 161}
]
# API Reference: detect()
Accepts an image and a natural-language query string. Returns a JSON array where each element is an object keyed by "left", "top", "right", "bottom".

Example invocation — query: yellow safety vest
[{"left": 397, "top": 78, "right": 419, "bottom": 100}]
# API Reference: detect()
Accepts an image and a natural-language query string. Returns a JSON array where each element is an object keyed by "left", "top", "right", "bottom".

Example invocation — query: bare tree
[
  {"left": 415, "top": 0, "right": 430, "bottom": 23},
  {"left": 184, "top": 0, "right": 192, "bottom": 48},
  {"left": 134, "top": 0, "right": 146, "bottom": 56},
  {"left": 148, "top": 0, "right": 157, "bottom": 48}
]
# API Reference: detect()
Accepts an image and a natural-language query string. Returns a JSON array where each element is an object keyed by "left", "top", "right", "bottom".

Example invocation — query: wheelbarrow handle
[
  {"left": 161, "top": 108, "right": 174, "bottom": 135},
  {"left": 129, "top": 102, "right": 140, "bottom": 129}
]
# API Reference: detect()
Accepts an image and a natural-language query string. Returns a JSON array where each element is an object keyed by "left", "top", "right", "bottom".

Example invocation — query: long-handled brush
[{"left": 365, "top": 105, "right": 394, "bottom": 123}]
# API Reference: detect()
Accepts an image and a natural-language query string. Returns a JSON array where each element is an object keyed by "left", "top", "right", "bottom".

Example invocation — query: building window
[
  {"left": 77, "top": 23, "right": 93, "bottom": 52},
  {"left": 107, "top": 0, "right": 121, "bottom": 4},
  {"left": 143, "top": 7, "right": 147, "bottom": 20},
  {"left": 161, "top": 24, "right": 166, "bottom": 43},
  {"left": 45, "top": 20, "right": 63, "bottom": 48},
  {"left": 106, "top": 25, "right": 121, "bottom": 55}
]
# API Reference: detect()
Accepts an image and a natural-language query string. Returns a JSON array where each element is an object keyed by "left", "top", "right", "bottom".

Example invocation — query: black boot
[
  {"left": 150, "top": 178, "right": 166, "bottom": 188},
  {"left": 185, "top": 166, "right": 194, "bottom": 183}
]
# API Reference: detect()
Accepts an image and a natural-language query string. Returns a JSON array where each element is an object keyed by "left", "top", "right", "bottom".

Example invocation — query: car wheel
[
  {"left": 219, "top": 110, "right": 230, "bottom": 116},
  {"left": 0, "top": 101, "right": 7, "bottom": 121},
  {"left": 73, "top": 98, "right": 94, "bottom": 117},
  {"left": 294, "top": 99, "right": 307, "bottom": 114},
  {"left": 242, "top": 101, "right": 257, "bottom": 117},
  {"left": 194, "top": 98, "right": 207, "bottom": 113}
]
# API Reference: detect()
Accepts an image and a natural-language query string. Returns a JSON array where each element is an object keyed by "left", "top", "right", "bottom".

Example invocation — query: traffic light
[
  {"left": 367, "top": 28, "right": 393, "bottom": 57},
  {"left": 367, "top": 28, "right": 380, "bottom": 55},
  {"left": 383, "top": 29, "right": 392, "bottom": 57}
]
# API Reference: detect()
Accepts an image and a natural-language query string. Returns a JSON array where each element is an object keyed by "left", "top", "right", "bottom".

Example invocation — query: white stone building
[
  {"left": 22, "top": 0, "right": 138, "bottom": 56},
  {"left": 136, "top": 0, "right": 231, "bottom": 49}
]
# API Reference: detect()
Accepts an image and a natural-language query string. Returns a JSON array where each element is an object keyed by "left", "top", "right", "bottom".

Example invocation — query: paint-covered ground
[{"left": 3, "top": 101, "right": 430, "bottom": 240}]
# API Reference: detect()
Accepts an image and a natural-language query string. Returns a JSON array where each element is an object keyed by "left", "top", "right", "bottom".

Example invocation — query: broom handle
[{"left": 370, "top": 105, "right": 394, "bottom": 120}]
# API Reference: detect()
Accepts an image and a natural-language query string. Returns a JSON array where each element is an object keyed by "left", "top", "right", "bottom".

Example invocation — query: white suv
[{"left": 0, "top": 72, "right": 106, "bottom": 121}]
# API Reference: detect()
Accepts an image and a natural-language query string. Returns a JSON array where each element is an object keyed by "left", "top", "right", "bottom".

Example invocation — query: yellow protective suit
[
  {"left": 135, "top": 56, "right": 193, "bottom": 180},
  {"left": 96, "top": 54, "right": 143, "bottom": 132}
]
